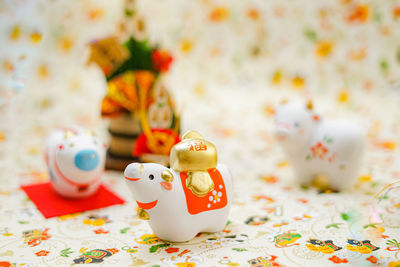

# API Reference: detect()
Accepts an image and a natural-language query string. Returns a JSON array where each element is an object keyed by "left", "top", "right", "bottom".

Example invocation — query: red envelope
[{"left": 21, "top": 182, "right": 125, "bottom": 219}]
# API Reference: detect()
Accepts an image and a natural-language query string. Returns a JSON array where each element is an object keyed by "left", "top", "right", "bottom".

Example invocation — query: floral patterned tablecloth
[{"left": 1, "top": 0, "right": 400, "bottom": 266}]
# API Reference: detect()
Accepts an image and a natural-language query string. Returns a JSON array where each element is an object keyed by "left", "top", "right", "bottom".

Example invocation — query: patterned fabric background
[{"left": 1, "top": 0, "right": 400, "bottom": 266}]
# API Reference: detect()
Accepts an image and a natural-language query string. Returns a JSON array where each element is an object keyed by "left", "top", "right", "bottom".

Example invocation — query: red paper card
[{"left": 21, "top": 182, "right": 125, "bottom": 219}]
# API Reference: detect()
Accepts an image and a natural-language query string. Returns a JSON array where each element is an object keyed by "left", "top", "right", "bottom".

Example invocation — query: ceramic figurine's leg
[
  {"left": 329, "top": 175, "right": 350, "bottom": 191},
  {"left": 294, "top": 166, "right": 313, "bottom": 186},
  {"left": 156, "top": 230, "right": 197, "bottom": 243},
  {"left": 202, "top": 223, "right": 226, "bottom": 233},
  {"left": 201, "top": 214, "right": 228, "bottom": 233},
  {"left": 329, "top": 165, "right": 357, "bottom": 191}
]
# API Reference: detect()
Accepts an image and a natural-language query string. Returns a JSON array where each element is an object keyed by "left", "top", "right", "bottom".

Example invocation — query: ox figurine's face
[
  {"left": 55, "top": 134, "right": 105, "bottom": 183},
  {"left": 124, "top": 163, "right": 174, "bottom": 210},
  {"left": 274, "top": 103, "right": 315, "bottom": 150}
]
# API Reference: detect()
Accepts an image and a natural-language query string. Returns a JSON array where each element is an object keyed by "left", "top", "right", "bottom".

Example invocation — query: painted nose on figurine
[
  {"left": 74, "top": 149, "right": 99, "bottom": 171},
  {"left": 274, "top": 123, "right": 290, "bottom": 141},
  {"left": 124, "top": 163, "right": 143, "bottom": 181}
]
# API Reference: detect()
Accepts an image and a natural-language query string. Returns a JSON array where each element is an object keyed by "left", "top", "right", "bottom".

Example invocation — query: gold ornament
[
  {"left": 170, "top": 130, "right": 217, "bottom": 197},
  {"left": 137, "top": 208, "right": 150, "bottom": 220},
  {"left": 88, "top": 37, "right": 129, "bottom": 76},
  {"left": 311, "top": 174, "right": 330, "bottom": 190},
  {"left": 64, "top": 131, "right": 76, "bottom": 139},
  {"left": 161, "top": 170, "right": 174, "bottom": 182},
  {"left": 306, "top": 100, "right": 313, "bottom": 110},
  {"left": 139, "top": 163, "right": 144, "bottom": 174},
  {"left": 185, "top": 171, "right": 215, "bottom": 197},
  {"left": 170, "top": 130, "right": 217, "bottom": 172}
]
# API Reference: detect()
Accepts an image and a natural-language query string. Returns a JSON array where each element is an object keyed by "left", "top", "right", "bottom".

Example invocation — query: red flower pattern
[
  {"left": 366, "top": 255, "right": 378, "bottom": 264},
  {"left": 35, "top": 250, "right": 50, "bottom": 256},
  {"left": 106, "top": 248, "right": 119, "bottom": 254},
  {"left": 165, "top": 247, "right": 179, "bottom": 253},
  {"left": 328, "top": 256, "right": 348, "bottom": 264},
  {"left": 93, "top": 228, "right": 109, "bottom": 234},
  {"left": 311, "top": 141, "right": 329, "bottom": 159},
  {"left": 23, "top": 228, "right": 51, "bottom": 247}
]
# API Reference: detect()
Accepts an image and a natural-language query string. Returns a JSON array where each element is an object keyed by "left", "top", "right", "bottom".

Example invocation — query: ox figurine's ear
[
  {"left": 306, "top": 100, "right": 313, "bottom": 110},
  {"left": 161, "top": 170, "right": 174, "bottom": 182},
  {"left": 306, "top": 100, "right": 322, "bottom": 122},
  {"left": 64, "top": 130, "right": 76, "bottom": 139},
  {"left": 85, "top": 130, "right": 96, "bottom": 137},
  {"left": 160, "top": 170, "right": 173, "bottom": 191}
]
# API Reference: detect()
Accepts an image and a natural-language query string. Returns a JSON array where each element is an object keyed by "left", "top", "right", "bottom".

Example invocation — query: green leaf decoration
[
  {"left": 107, "top": 37, "right": 155, "bottom": 81},
  {"left": 380, "top": 60, "right": 389, "bottom": 72},
  {"left": 341, "top": 213, "right": 350, "bottom": 221},
  {"left": 143, "top": 236, "right": 159, "bottom": 242},
  {"left": 374, "top": 12, "right": 382, "bottom": 22},
  {"left": 120, "top": 227, "right": 130, "bottom": 234},
  {"left": 18, "top": 221, "right": 29, "bottom": 224},
  {"left": 323, "top": 135, "right": 333, "bottom": 143},
  {"left": 125, "top": 9, "right": 135, "bottom": 17},
  {"left": 292, "top": 233, "right": 302, "bottom": 238},
  {"left": 363, "top": 224, "right": 377, "bottom": 229},
  {"left": 149, "top": 243, "right": 170, "bottom": 253},
  {"left": 301, "top": 184, "right": 310, "bottom": 190},
  {"left": 306, "top": 154, "right": 312, "bottom": 161},
  {"left": 371, "top": 182, "right": 380, "bottom": 188},
  {"left": 232, "top": 248, "right": 247, "bottom": 252},
  {"left": 60, "top": 248, "right": 73, "bottom": 257},
  {"left": 326, "top": 223, "right": 343, "bottom": 229},
  {"left": 386, "top": 239, "right": 400, "bottom": 248},
  {"left": 304, "top": 28, "right": 317, "bottom": 42}
]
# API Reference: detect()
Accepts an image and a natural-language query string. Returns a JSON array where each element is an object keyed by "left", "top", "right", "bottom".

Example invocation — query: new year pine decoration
[{"left": 89, "top": 1, "right": 180, "bottom": 170}]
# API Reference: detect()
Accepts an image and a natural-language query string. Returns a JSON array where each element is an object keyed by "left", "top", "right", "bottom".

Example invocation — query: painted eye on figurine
[
  {"left": 294, "top": 122, "right": 300, "bottom": 128},
  {"left": 149, "top": 174, "right": 154, "bottom": 180}
]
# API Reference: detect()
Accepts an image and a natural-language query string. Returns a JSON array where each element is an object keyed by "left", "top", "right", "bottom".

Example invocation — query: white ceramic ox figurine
[
  {"left": 46, "top": 127, "right": 106, "bottom": 198},
  {"left": 274, "top": 102, "right": 365, "bottom": 190},
  {"left": 124, "top": 131, "right": 233, "bottom": 242}
]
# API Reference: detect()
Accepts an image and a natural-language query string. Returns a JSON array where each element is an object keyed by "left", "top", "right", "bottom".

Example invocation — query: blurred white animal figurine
[
  {"left": 124, "top": 131, "right": 233, "bottom": 242},
  {"left": 274, "top": 102, "right": 365, "bottom": 190},
  {"left": 46, "top": 127, "right": 105, "bottom": 198}
]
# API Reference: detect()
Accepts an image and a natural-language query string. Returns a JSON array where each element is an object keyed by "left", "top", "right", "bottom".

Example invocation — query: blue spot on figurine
[{"left": 74, "top": 150, "right": 100, "bottom": 171}]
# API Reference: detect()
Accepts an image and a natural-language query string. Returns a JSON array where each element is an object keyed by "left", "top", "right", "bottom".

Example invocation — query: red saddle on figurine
[{"left": 179, "top": 168, "right": 227, "bottom": 215}]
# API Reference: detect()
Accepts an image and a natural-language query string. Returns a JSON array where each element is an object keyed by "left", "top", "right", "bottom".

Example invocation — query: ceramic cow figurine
[
  {"left": 46, "top": 127, "right": 106, "bottom": 198},
  {"left": 274, "top": 102, "right": 365, "bottom": 190},
  {"left": 124, "top": 131, "right": 233, "bottom": 242}
]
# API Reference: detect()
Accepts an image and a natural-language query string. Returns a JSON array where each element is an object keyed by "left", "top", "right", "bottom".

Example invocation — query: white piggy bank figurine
[
  {"left": 124, "top": 131, "right": 233, "bottom": 242},
  {"left": 46, "top": 127, "right": 106, "bottom": 198},
  {"left": 274, "top": 102, "right": 365, "bottom": 190}
]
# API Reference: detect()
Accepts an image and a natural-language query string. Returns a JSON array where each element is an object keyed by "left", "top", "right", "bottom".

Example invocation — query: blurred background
[{"left": 1, "top": 0, "right": 400, "bottom": 185}]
